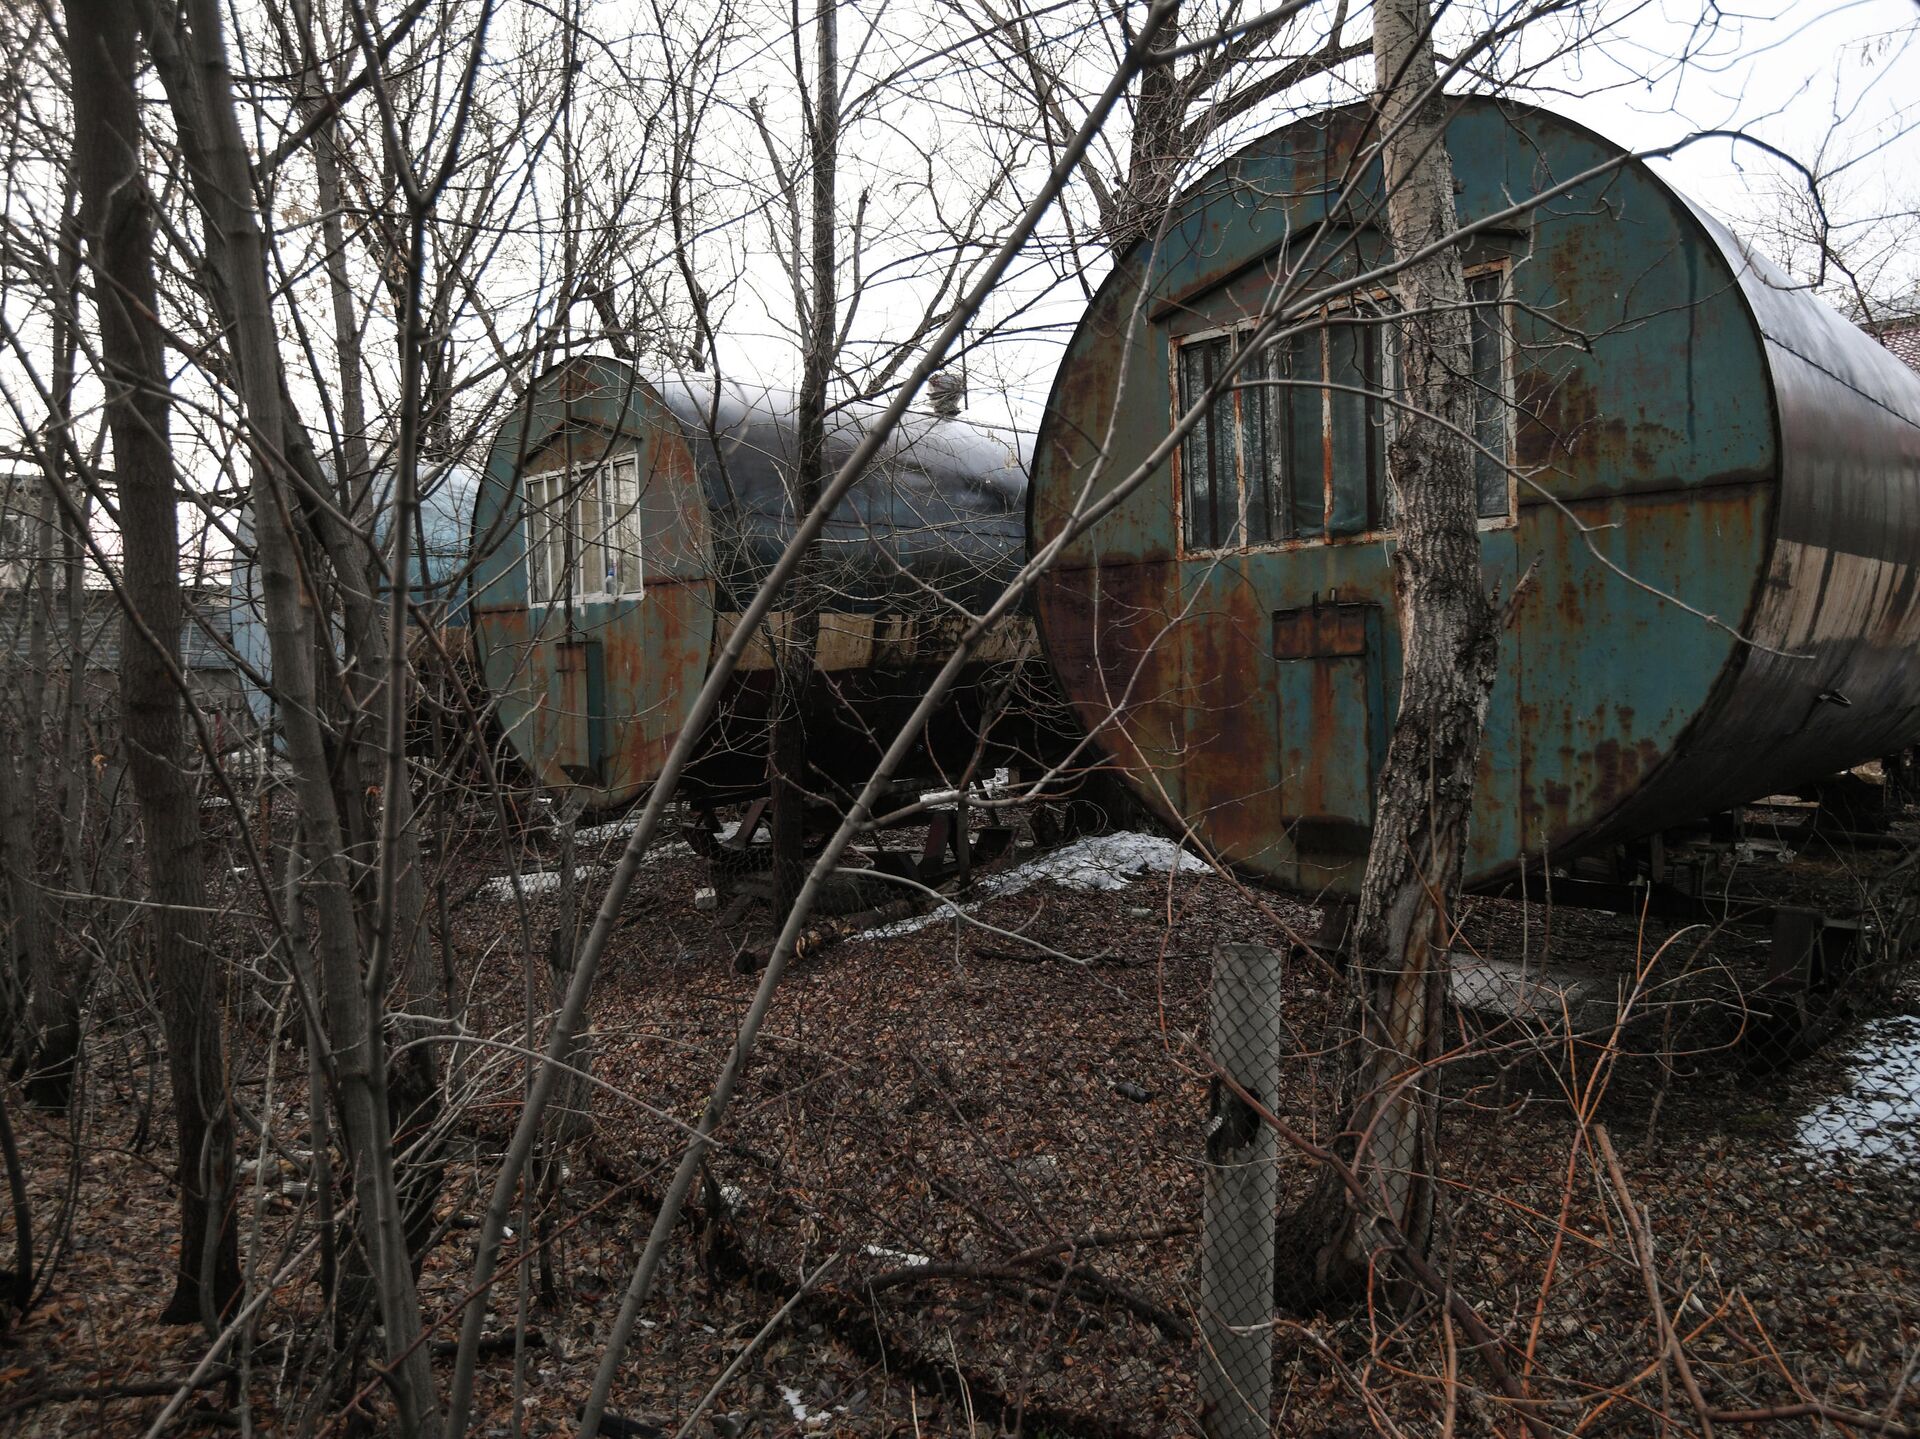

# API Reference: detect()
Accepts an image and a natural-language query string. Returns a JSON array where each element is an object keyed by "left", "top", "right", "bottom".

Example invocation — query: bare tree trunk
[
  {"left": 546, "top": 799, "right": 593, "bottom": 1146},
  {"left": 0, "top": 701, "right": 41, "bottom": 1061},
  {"left": 19, "top": 474, "right": 77, "bottom": 1111},
  {"left": 135, "top": 3, "right": 440, "bottom": 1426},
  {"left": 292, "top": 0, "right": 448, "bottom": 1275},
  {"left": 59, "top": 498, "right": 92, "bottom": 906},
  {"left": 1278, "top": 0, "right": 1498, "bottom": 1311},
  {"left": 0, "top": 499, "right": 40, "bottom": 1052},
  {"left": 768, "top": 0, "right": 838, "bottom": 921},
  {"left": 22, "top": 171, "right": 87, "bottom": 1113},
  {"left": 1111, "top": 0, "right": 1183, "bottom": 248},
  {"left": 65, "top": 0, "right": 240, "bottom": 1327},
  {"left": 1091, "top": 0, "right": 1362, "bottom": 252}
]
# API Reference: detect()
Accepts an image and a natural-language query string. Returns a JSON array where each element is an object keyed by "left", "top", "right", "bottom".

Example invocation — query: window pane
[
  {"left": 1286, "top": 328, "right": 1325, "bottom": 539},
  {"left": 536, "top": 476, "right": 553, "bottom": 602},
  {"left": 550, "top": 475, "right": 567, "bottom": 602},
  {"left": 609, "top": 458, "right": 625, "bottom": 595},
  {"left": 614, "top": 454, "right": 642, "bottom": 594},
  {"left": 555, "top": 476, "right": 575, "bottom": 600},
  {"left": 597, "top": 465, "right": 616, "bottom": 592},
  {"left": 1255, "top": 338, "right": 1293, "bottom": 541},
  {"left": 1326, "top": 321, "right": 1371, "bottom": 537},
  {"left": 1241, "top": 344, "right": 1271, "bottom": 545},
  {"left": 575, "top": 468, "right": 601, "bottom": 595},
  {"left": 1208, "top": 352, "right": 1239, "bottom": 546},
  {"left": 1470, "top": 271, "right": 1509, "bottom": 518},
  {"left": 526, "top": 477, "right": 549, "bottom": 602},
  {"left": 1178, "top": 341, "right": 1219, "bottom": 548}
]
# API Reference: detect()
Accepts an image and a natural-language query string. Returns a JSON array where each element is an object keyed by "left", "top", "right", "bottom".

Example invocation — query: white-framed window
[
  {"left": 1173, "top": 262, "right": 1512, "bottom": 553},
  {"left": 525, "top": 449, "right": 644, "bottom": 604}
]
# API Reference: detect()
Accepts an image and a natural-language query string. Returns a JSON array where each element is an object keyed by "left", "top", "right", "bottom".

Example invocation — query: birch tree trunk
[
  {"left": 65, "top": 0, "right": 241, "bottom": 1326},
  {"left": 1278, "top": 0, "right": 1499, "bottom": 1310}
]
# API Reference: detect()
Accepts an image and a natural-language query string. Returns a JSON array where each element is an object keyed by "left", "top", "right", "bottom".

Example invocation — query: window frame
[
  {"left": 1463, "top": 264, "right": 1519, "bottom": 529},
  {"left": 524, "top": 446, "right": 646, "bottom": 606},
  {"left": 1169, "top": 258, "right": 1516, "bottom": 558}
]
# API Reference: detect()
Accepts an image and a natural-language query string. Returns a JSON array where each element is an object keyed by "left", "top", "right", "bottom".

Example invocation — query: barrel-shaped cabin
[
  {"left": 469, "top": 358, "right": 1041, "bottom": 806},
  {"left": 230, "top": 466, "right": 478, "bottom": 734},
  {"left": 1028, "top": 97, "right": 1920, "bottom": 894}
]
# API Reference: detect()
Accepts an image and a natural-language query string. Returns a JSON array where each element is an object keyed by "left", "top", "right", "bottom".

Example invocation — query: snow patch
[
  {"left": 918, "top": 766, "right": 1016, "bottom": 808},
  {"left": 571, "top": 815, "right": 640, "bottom": 845},
  {"left": 863, "top": 1243, "right": 931, "bottom": 1268},
  {"left": 475, "top": 867, "right": 601, "bottom": 902},
  {"left": 979, "top": 830, "right": 1207, "bottom": 896},
  {"left": 846, "top": 910, "right": 932, "bottom": 942},
  {"left": 481, "top": 818, "right": 748, "bottom": 901},
  {"left": 858, "top": 831, "right": 1207, "bottom": 939},
  {"left": 571, "top": 815, "right": 739, "bottom": 850},
  {"left": 553, "top": 817, "right": 745, "bottom": 871},
  {"left": 779, "top": 1384, "right": 833, "bottom": 1428},
  {"left": 1797, "top": 1015, "right": 1920, "bottom": 1166}
]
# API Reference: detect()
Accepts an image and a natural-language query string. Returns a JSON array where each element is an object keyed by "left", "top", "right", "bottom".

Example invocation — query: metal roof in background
[{"left": 1871, "top": 313, "right": 1920, "bottom": 374}]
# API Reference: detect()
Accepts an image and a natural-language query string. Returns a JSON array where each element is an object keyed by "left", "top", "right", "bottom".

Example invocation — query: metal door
[
  {"left": 1274, "top": 602, "right": 1386, "bottom": 859},
  {"left": 549, "top": 638, "right": 605, "bottom": 782}
]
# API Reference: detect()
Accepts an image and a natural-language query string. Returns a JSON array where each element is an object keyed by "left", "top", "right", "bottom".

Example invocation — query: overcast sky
[
  {"left": 844, "top": 0, "right": 1920, "bottom": 432},
  {"left": 1558, "top": 0, "right": 1918, "bottom": 252}
]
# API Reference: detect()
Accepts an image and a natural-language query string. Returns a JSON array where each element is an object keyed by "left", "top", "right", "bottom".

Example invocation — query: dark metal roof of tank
[
  {"left": 1686, "top": 200, "right": 1920, "bottom": 438},
  {"left": 648, "top": 369, "right": 1030, "bottom": 612},
  {"left": 651, "top": 371, "right": 1028, "bottom": 508}
]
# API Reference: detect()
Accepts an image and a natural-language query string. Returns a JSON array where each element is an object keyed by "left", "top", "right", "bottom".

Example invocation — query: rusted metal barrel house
[
  {"left": 469, "top": 357, "right": 1038, "bottom": 806},
  {"left": 1028, "top": 97, "right": 1920, "bottom": 895}
]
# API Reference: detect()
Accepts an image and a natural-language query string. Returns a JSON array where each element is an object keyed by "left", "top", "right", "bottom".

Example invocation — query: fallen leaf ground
[{"left": 4, "top": 802, "right": 1918, "bottom": 1435}]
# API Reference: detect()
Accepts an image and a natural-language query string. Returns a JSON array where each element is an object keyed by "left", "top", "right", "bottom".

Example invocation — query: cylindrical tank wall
[
  {"left": 469, "top": 358, "right": 1048, "bottom": 807},
  {"left": 1028, "top": 98, "right": 1920, "bottom": 892}
]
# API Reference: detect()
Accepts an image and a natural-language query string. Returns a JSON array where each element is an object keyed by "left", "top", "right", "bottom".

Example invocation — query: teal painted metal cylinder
[{"left": 1027, "top": 98, "right": 1920, "bottom": 893}]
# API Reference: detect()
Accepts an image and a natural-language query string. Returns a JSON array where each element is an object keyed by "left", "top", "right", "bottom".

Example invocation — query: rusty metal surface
[
  {"left": 1029, "top": 97, "right": 1920, "bottom": 894},
  {"left": 1592, "top": 206, "right": 1920, "bottom": 848},
  {"left": 471, "top": 357, "right": 1050, "bottom": 807},
  {"left": 470, "top": 359, "right": 714, "bottom": 802}
]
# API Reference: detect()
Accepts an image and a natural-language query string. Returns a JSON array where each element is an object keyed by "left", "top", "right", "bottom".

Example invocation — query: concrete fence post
[{"left": 1198, "top": 942, "right": 1284, "bottom": 1439}]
